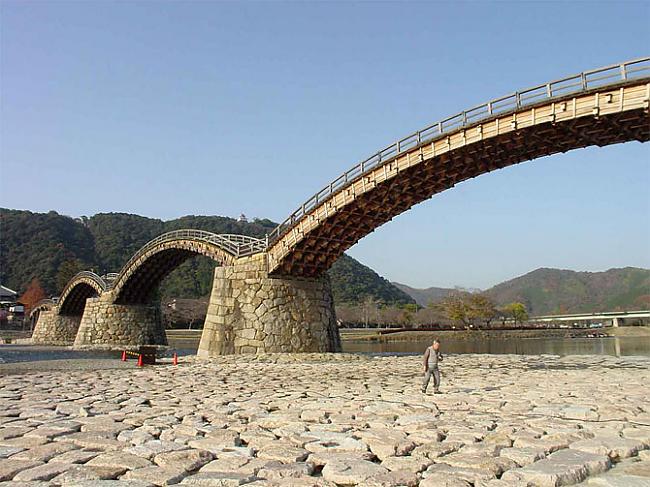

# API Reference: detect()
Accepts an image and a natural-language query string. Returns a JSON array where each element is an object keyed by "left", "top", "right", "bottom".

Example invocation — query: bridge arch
[
  {"left": 29, "top": 298, "right": 56, "bottom": 320},
  {"left": 28, "top": 298, "right": 57, "bottom": 331},
  {"left": 30, "top": 273, "right": 106, "bottom": 345},
  {"left": 111, "top": 230, "right": 266, "bottom": 304},
  {"left": 57, "top": 271, "right": 107, "bottom": 315},
  {"left": 267, "top": 58, "right": 650, "bottom": 276}
]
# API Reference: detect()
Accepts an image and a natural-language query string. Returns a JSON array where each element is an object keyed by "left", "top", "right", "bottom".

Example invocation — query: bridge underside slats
[
  {"left": 114, "top": 249, "right": 197, "bottom": 305},
  {"left": 58, "top": 283, "right": 100, "bottom": 316},
  {"left": 273, "top": 109, "right": 650, "bottom": 277}
]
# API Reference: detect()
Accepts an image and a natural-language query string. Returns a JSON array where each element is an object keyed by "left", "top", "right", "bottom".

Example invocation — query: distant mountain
[
  {"left": 392, "top": 282, "right": 455, "bottom": 307},
  {"left": 396, "top": 267, "right": 650, "bottom": 315},
  {"left": 0, "top": 208, "right": 411, "bottom": 306},
  {"left": 485, "top": 267, "right": 650, "bottom": 315}
]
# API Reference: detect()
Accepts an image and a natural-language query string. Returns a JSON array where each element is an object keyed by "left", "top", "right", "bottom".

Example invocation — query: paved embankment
[{"left": 0, "top": 353, "right": 649, "bottom": 486}]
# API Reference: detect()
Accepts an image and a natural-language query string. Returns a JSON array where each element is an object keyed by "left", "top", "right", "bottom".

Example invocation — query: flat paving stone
[
  {"left": 419, "top": 477, "right": 472, "bottom": 487},
  {"left": 257, "top": 460, "right": 314, "bottom": 480},
  {"left": 0, "top": 461, "right": 44, "bottom": 482},
  {"left": 121, "top": 466, "right": 188, "bottom": 486},
  {"left": 178, "top": 472, "right": 256, "bottom": 486},
  {"left": 87, "top": 451, "right": 154, "bottom": 470},
  {"left": 570, "top": 436, "right": 645, "bottom": 460},
  {"left": 422, "top": 462, "right": 496, "bottom": 484},
  {"left": 499, "top": 446, "right": 546, "bottom": 466},
  {"left": 11, "top": 463, "right": 71, "bottom": 482},
  {"left": 0, "top": 437, "right": 49, "bottom": 449},
  {"left": 50, "top": 464, "right": 128, "bottom": 483},
  {"left": 321, "top": 458, "right": 388, "bottom": 485},
  {"left": 502, "top": 449, "right": 611, "bottom": 486},
  {"left": 48, "top": 449, "right": 101, "bottom": 464},
  {"left": 258, "top": 444, "right": 309, "bottom": 463},
  {"left": 364, "top": 469, "right": 419, "bottom": 487},
  {"left": 0, "top": 446, "right": 24, "bottom": 459},
  {"left": 11, "top": 442, "right": 78, "bottom": 462},
  {"left": 153, "top": 449, "right": 214, "bottom": 472}
]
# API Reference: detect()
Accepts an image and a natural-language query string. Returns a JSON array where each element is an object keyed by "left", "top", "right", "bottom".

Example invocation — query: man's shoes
[
  {"left": 433, "top": 389, "right": 442, "bottom": 394},
  {"left": 421, "top": 389, "right": 426, "bottom": 394}
]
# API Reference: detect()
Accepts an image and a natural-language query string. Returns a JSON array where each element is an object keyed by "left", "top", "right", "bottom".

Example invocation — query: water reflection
[
  {"left": 341, "top": 336, "right": 650, "bottom": 357},
  {"left": 2, "top": 337, "right": 648, "bottom": 365}
]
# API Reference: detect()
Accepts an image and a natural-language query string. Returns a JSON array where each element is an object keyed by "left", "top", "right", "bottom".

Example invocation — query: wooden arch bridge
[{"left": 31, "top": 58, "right": 650, "bottom": 354}]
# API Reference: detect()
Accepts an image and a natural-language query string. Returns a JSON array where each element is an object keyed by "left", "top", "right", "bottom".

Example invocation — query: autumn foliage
[{"left": 19, "top": 278, "right": 48, "bottom": 314}]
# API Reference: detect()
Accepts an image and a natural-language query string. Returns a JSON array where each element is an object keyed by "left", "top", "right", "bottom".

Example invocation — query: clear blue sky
[{"left": 1, "top": 1, "right": 649, "bottom": 289}]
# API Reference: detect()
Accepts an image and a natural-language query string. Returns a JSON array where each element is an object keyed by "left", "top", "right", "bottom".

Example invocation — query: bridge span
[
  {"left": 31, "top": 58, "right": 650, "bottom": 355},
  {"left": 532, "top": 310, "right": 650, "bottom": 327}
]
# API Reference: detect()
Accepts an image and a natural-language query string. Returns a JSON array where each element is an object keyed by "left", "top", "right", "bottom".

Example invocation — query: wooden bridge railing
[{"left": 266, "top": 57, "right": 650, "bottom": 245}]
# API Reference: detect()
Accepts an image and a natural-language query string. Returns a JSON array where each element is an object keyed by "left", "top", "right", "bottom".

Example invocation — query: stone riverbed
[{"left": 0, "top": 353, "right": 649, "bottom": 486}]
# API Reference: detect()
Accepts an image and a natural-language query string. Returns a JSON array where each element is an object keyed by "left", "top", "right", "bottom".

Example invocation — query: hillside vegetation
[
  {"left": 484, "top": 267, "right": 650, "bottom": 315},
  {"left": 0, "top": 208, "right": 412, "bottom": 306},
  {"left": 395, "top": 267, "right": 650, "bottom": 315},
  {"left": 2, "top": 208, "right": 646, "bottom": 314}
]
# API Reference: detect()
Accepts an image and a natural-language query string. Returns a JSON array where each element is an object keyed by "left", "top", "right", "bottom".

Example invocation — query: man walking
[{"left": 422, "top": 339, "right": 443, "bottom": 394}]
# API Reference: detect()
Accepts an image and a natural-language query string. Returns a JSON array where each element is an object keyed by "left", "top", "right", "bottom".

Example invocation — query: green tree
[
  {"left": 468, "top": 294, "right": 498, "bottom": 328},
  {"left": 437, "top": 292, "right": 497, "bottom": 329},
  {"left": 503, "top": 302, "right": 528, "bottom": 324},
  {"left": 437, "top": 292, "right": 472, "bottom": 328}
]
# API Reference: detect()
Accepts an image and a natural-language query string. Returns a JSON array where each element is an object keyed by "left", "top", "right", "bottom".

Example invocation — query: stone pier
[
  {"left": 197, "top": 253, "right": 341, "bottom": 357},
  {"left": 73, "top": 293, "right": 167, "bottom": 349},
  {"left": 31, "top": 309, "right": 82, "bottom": 345}
]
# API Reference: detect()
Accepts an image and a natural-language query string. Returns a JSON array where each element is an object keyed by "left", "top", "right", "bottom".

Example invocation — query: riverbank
[
  {"left": 340, "top": 325, "right": 650, "bottom": 343},
  {"left": 0, "top": 353, "right": 648, "bottom": 486},
  {"left": 6, "top": 325, "right": 648, "bottom": 346}
]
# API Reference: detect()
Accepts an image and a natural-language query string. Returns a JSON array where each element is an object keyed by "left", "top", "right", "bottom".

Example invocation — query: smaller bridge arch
[
  {"left": 57, "top": 271, "right": 107, "bottom": 315},
  {"left": 31, "top": 272, "right": 107, "bottom": 345},
  {"left": 28, "top": 298, "right": 57, "bottom": 320},
  {"left": 28, "top": 298, "right": 57, "bottom": 331},
  {"left": 110, "top": 230, "right": 266, "bottom": 305}
]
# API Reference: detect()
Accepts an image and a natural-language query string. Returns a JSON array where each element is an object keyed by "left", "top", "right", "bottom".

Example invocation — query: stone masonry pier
[
  {"left": 73, "top": 293, "right": 167, "bottom": 349},
  {"left": 30, "top": 309, "right": 82, "bottom": 346},
  {"left": 197, "top": 253, "right": 341, "bottom": 357}
]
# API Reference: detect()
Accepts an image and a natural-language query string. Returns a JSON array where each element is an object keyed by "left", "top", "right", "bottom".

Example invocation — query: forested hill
[
  {"left": 484, "top": 267, "right": 650, "bottom": 315},
  {"left": 395, "top": 267, "right": 650, "bottom": 315},
  {"left": 5, "top": 208, "right": 643, "bottom": 314},
  {"left": 0, "top": 208, "right": 413, "bottom": 306},
  {"left": 328, "top": 255, "right": 414, "bottom": 305}
]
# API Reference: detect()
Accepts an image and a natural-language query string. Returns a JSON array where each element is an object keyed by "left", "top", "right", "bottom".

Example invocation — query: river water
[
  {"left": 1, "top": 336, "right": 648, "bottom": 365},
  {"left": 342, "top": 336, "right": 650, "bottom": 356}
]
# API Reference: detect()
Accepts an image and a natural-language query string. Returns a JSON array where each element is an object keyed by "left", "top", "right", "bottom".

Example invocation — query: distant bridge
[
  {"left": 531, "top": 310, "right": 650, "bottom": 327},
  {"left": 31, "top": 58, "right": 650, "bottom": 354}
]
